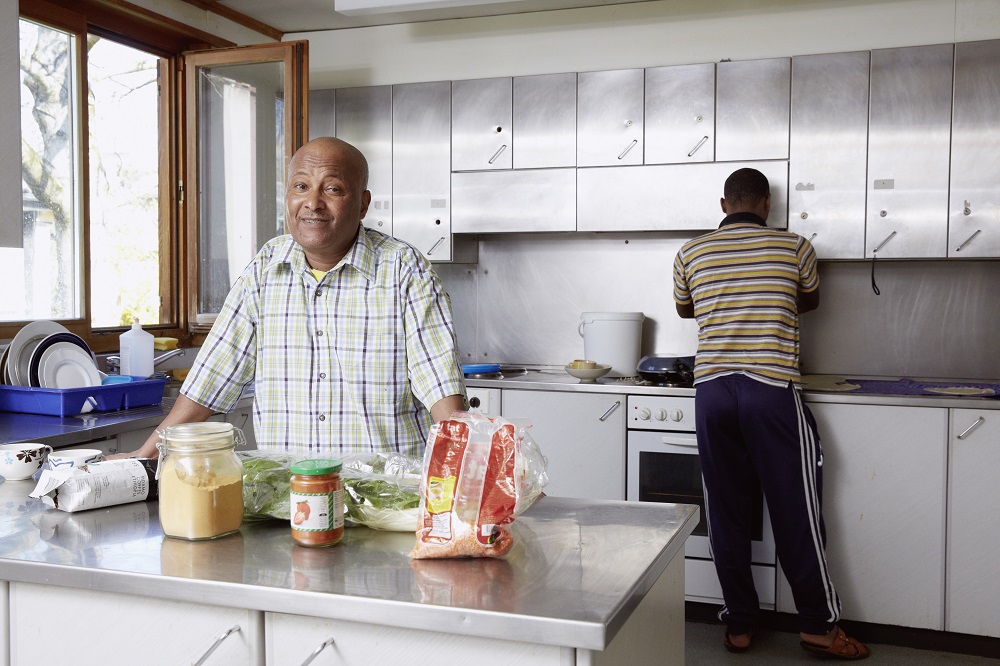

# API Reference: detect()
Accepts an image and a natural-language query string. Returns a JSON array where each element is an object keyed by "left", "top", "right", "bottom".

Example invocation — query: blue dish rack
[{"left": 0, "top": 378, "right": 167, "bottom": 417}]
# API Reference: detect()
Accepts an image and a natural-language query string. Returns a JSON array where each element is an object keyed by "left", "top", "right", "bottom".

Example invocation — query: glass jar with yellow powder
[{"left": 156, "top": 422, "right": 245, "bottom": 540}]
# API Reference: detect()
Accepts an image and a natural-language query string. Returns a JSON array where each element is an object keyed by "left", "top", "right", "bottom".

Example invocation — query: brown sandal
[
  {"left": 800, "top": 626, "right": 870, "bottom": 660},
  {"left": 724, "top": 629, "right": 753, "bottom": 653}
]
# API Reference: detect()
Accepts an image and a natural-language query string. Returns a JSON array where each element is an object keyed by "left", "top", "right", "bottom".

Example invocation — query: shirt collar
[
  {"left": 267, "top": 226, "right": 376, "bottom": 283},
  {"left": 719, "top": 211, "right": 767, "bottom": 228}
]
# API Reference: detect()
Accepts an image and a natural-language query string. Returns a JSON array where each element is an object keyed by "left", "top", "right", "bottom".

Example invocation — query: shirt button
[
  {"left": 317, "top": 330, "right": 324, "bottom": 337},
  {"left": 319, "top": 373, "right": 326, "bottom": 379},
  {"left": 319, "top": 414, "right": 326, "bottom": 421},
  {"left": 316, "top": 289, "right": 322, "bottom": 297}
]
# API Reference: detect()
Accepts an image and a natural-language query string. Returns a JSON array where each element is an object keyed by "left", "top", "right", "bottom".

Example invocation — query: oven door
[{"left": 626, "top": 430, "right": 775, "bottom": 565}]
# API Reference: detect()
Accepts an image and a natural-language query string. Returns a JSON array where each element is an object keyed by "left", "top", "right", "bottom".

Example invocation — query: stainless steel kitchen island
[{"left": 0, "top": 478, "right": 697, "bottom": 665}]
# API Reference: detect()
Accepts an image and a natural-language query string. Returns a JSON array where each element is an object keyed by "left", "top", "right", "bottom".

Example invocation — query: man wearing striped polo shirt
[{"left": 673, "top": 168, "right": 868, "bottom": 660}]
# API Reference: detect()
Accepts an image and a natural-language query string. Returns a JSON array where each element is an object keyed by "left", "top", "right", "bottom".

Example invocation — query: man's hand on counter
[{"left": 108, "top": 394, "right": 215, "bottom": 460}]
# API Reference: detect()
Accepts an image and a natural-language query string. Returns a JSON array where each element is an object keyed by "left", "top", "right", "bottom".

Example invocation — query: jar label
[{"left": 290, "top": 489, "right": 343, "bottom": 532}]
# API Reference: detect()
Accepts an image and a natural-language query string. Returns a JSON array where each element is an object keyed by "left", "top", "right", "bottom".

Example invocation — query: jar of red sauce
[{"left": 289, "top": 459, "right": 344, "bottom": 547}]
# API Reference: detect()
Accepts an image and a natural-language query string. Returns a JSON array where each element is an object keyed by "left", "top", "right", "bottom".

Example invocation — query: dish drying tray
[{"left": 0, "top": 378, "right": 167, "bottom": 417}]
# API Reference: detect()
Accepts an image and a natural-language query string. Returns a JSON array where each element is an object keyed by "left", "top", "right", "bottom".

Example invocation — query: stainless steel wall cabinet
[
  {"left": 452, "top": 77, "right": 512, "bottom": 171},
  {"left": 512, "top": 72, "right": 577, "bottom": 169},
  {"left": 577, "top": 69, "right": 644, "bottom": 167},
  {"left": 336, "top": 86, "right": 393, "bottom": 235},
  {"left": 451, "top": 168, "right": 576, "bottom": 233},
  {"left": 867, "top": 44, "right": 953, "bottom": 258},
  {"left": 788, "top": 51, "right": 870, "bottom": 259},
  {"left": 392, "top": 81, "right": 453, "bottom": 260},
  {"left": 716, "top": 58, "right": 791, "bottom": 161},
  {"left": 452, "top": 74, "right": 577, "bottom": 172},
  {"left": 949, "top": 40, "right": 1000, "bottom": 258},
  {"left": 577, "top": 160, "right": 788, "bottom": 232},
  {"left": 644, "top": 63, "right": 716, "bottom": 164},
  {"left": 308, "top": 89, "right": 336, "bottom": 139}
]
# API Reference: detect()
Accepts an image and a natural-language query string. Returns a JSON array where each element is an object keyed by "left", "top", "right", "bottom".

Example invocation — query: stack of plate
[{"left": 0, "top": 320, "right": 101, "bottom": 389}]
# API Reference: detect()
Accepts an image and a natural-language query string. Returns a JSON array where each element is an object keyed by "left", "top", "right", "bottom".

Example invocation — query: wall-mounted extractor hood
[{"left": 335, "top": 0, "right": 531, "bottom": 16}]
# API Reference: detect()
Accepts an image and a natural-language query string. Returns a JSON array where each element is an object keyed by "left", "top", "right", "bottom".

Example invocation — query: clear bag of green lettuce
[
  {"left": 237, "top": 450, "right": 424, "bottom": 530},
  {"left": 238, "top": 425, "right": 547, "bottom": 532}
]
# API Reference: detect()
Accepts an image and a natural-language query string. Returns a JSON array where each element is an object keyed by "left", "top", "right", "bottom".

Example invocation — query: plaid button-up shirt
[{"left": 181, "top": 228, "right": 466, "bottom": 457}]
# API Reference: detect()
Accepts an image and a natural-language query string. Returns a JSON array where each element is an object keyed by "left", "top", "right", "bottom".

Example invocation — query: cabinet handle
[
  {"left": 193, "top": 624, "right": 241, "bottom": 666},
  {"left": 687, "top": 135, "right": 709, "bottom": 157},
  {"left": 872, "top": 230, "right": 897, "bottom": 254},
  {"left": 617, "top": 140, "right": 638, "bottom": 160},
  {"left": 300, "top": 638, "right": 336, "bottom": 666},
  {"left": 488, "top": 144, "right": 507, "bottom": 164},
  {"left": 599, "top": 400, "right": 621, "bottom": 422},
  {"left": 955, "top": 229, "right": 981, "bottom": 253},
  {"left": 957, "top": 416, "right": 985, "bottom": 440},
  {"left": 427, "top": 237, "right": 446, "bottom": 255}
]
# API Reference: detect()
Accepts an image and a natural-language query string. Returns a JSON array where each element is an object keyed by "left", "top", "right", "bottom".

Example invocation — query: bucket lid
[{"left": 580, "top": 311, "right": 645, "bottom": 321}]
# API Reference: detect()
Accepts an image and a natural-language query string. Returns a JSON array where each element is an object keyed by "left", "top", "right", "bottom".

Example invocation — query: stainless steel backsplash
[{"left": 437, "top": 234, "right": 1000, "bottom": 380}]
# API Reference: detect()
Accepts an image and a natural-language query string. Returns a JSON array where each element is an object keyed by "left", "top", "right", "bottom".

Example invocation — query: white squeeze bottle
[{"left": 119, "top": 317, "right": 154, "bottom": 378}]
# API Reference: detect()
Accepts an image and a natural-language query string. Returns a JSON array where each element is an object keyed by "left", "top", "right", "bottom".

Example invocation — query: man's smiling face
[{"left": 285, "top": 138, "right": 371, "bottom": 270}]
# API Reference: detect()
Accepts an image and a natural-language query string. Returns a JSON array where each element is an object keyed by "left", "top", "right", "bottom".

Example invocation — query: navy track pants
[{"left": 695, "top": 374, "right": 841, "bottom": 635}]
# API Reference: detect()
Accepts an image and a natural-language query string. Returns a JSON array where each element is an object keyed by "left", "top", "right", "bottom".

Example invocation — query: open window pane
[
  {"left": 7, "top": 19, "right": 82, "bottom": 322},
  {"left": 88, "top": 37, "right": 165, "bottom": 328},
  {"left": 196, "top": 61, "right": 285, "bottom": 314},
  {"left": 184, "top": 42, "right": 307, "bottom": 326}
]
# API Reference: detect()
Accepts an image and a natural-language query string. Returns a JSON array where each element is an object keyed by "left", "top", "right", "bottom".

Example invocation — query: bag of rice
[{"left": 409, "top": 413, "right": 545, "bottom": 559}]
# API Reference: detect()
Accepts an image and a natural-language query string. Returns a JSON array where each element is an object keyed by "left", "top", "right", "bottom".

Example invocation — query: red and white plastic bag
[{"left": 409, "top": 413, "right": 546, "bottom": 559}]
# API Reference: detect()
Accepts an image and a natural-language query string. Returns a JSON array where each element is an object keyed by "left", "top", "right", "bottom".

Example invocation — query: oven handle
[{"left": 660, "top": 433, "right": 699, "bottom": 448}]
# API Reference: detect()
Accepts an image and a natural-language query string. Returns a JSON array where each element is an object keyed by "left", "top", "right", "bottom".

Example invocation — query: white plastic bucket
[{"left": 577, "top": 312, "right": 645, "bottom": 377}]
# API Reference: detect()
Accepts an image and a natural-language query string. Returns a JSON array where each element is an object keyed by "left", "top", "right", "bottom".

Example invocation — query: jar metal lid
[
  {"left": 291, "top": 458, "right": 342, "bottom": 475},
  {"left": 159, "top": 422, "right": 237, "bottom": 451}
]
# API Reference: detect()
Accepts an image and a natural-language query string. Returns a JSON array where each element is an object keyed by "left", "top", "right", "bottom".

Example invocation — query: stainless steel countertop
[
  {"left": 467, "top": 368, "right": 1000, "bottom": 410},
  {"left": 0, "top": 482, "right": 697, "bottom": 650},
  {"left": 0, "top": 394, "right": 254, "bottom": 447}
]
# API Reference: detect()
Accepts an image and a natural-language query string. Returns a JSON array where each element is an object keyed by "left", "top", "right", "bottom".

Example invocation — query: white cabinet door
[
  {"left": 947, "top": 409, "right": 1000, "bottom": 637},
  {"left": 795, "top": 403, "right": 947, "bottom": 629},
  {"left": 502, "top": 390, "right": 625, "bottom": 500},
  {"left": 227, "top": 406, "right": 258, "bottom": 450},
  {"left": 266, "top": 612, "right": 568, "bottom": 665},
  {"left": 10, "top": 583, "right": 263, "bottom": 665}
]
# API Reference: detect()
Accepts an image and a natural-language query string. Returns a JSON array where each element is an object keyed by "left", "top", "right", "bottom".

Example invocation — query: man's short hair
[{"left": 724, "top": 168, "right": 770, "bottom": 206}]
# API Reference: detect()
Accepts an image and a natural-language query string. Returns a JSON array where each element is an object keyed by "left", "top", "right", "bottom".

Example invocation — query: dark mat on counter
[{"left": 845, "top": 378, "right": 1000, "bottom": 397}]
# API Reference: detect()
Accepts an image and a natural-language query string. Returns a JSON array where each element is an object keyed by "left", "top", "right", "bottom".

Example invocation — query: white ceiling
[{"left": 214, "top": 0, "right": 654, "bottom": 34}]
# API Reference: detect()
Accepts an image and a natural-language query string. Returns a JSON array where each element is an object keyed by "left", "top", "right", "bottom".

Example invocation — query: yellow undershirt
[{"left": 311, "top": 268, "right": 327, "bottom": 281}]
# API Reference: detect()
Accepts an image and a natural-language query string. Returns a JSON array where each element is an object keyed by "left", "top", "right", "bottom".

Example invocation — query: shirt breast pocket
[{"left": 336, "top": 327, "right": 406, "bottom": 406}]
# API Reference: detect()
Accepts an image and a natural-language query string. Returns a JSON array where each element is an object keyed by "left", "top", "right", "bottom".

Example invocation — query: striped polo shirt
[{"left": 673, "top": 212, "right": 819, "bottom": 388}]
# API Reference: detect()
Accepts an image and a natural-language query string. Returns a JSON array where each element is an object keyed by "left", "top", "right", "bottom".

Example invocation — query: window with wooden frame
[{"left": 5, "top": 0, "right": 306, "bottom": 357}]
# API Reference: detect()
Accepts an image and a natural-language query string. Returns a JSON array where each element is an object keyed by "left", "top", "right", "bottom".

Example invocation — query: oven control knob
[
  {"left": 637, "top": 407, "right": 651, "bottom": 420},
  {"left": 655, "top": 409, "right": 668, "bottom": 421},
  {"left": 668, "top": 409, "right": 684, "bottom": 422}
]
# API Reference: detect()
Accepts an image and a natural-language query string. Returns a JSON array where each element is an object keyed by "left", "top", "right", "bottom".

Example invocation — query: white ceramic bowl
[
  {"left": 564, "top": 363, "right": 612, "bottom": 383},
  {"left": 0, "top": 443, "right": 53, "bottom": 480},
  {"left": 47, "top": 448, "right": 105, "bottom": 470}
]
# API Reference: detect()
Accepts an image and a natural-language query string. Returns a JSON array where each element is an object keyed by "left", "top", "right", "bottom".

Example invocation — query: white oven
[{"left": 626, "top": 394, "right": 777, "bottom": 607}]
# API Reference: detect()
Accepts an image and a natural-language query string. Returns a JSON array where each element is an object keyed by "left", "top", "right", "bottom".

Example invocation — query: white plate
[
  {"left": 40, "top": 344, "right": 102, "bottom": 390},
  {"left": 7, "top": 320, "right": 69, "bottom": 386}
]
